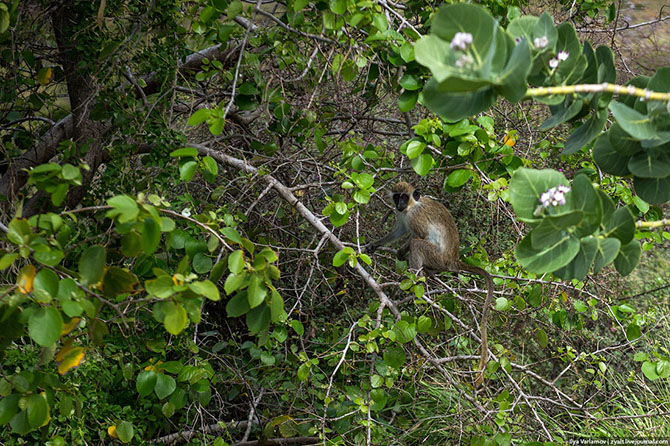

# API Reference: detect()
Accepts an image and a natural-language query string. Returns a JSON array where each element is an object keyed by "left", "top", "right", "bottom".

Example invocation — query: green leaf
[
  {"left": 333, "top": 249, "right": 350, "bottom": 267},
  {"left": 222, "top": 227, "right": 242, "bottom": 243},
  {"left": 27, "top": 394, "right": 47, "bottom": 428},
  {"left": 141, "top": 217, "right": 161, "bottom": 255},
  {"left": 641, "top": 361, "right": 659, "bottom": 380},
  {"left": 446, "top": 169, "right": 472, "bottom": 188},
  {"left": 536, "top": 328, "right": 548, "bottom": 348},
  {"left": 422, "top": 79, "right": 497, "bottom": 122},
  {"left": 605, "top": 207, "right": 635, "bottom": 244},
  {"left": 417, "top": 315, "right": 432, "bottom": 333},
  {"left": 121, "top": 231, "right": 142, "bottom": 257},
  {"left": 270, "top": 289, "right": 285, "bottom": 323},
  {"left": 7, "top": 218, "right": 32, "bottom": 245},
  {"left": 170, "top": 147, "right": 199, "bottom": 157},
  {"left": 516, "top": 232, "right": 580, "bottom": 274},
  {"left": 592, "top": 237, "right": 621, "bottom": 273},
  {"left": 405, "top": 141, "right": 425, "bottom": 159},
  {"left": 291, "top": 320, "right": 304, "bottom": 335},
  {"left": 106, "top": 195, "right": 139, "bottom": 224},
  {"left": 571, "top": 174, "right": 602, "bottom": 237},
  {"left": 226, "top": 0, "right": 242, "bottom": 18},
  {"left": 202, "top": 156, "right": 218, "bottom": 177},
  {"left": 116, "top": 421, "right": 134, "bottom": 443},
  {"left": 628, "top": 148, "right": 670, "bottom": 178},
  {"left": 154, "top": 373, "right": 177, "bottom": 399},
  {"left": 228, "top": 250, "right": 244, "bottom": 274},
  {"left": 626, "top": 323, "right": 641, "bottom": 341},
  {"left": 398, "top": 90, "right": 418, "bottom": 112},
  {"left": 226, "top": 291, "right": 250, "bottom": 317},
  {"left": 563, "top": 108, "right": 608, "bottom": 155},
  {"left": 530, "top": 210, "right": 583, "bottom": 248},
  {"left": 509, "top": 168, "right": 569, "bottom": 222},
  {"left": 79, "top": 245, "right": 106, "bottom": 287},
  {"left": 608, "top": 123, "right": 642, "bottom": 155},
  {"left": 0, "top": 253, "right": 18, "bottom": 269},
  {"left": 188, "top": 280, "right": 220, "bottom": 301},
  {"left": 163, "top": 302, "right": 188, "bottom": 335},
  {"left": 246, "top": 304, "right": 271, "bottom": 334},
  {"left": 609, "top": 101, "right": 670, "bottom": 147},
  {"left": 614, "top": 240, "right": 642, "bottom": 276},
  {"left": 496, "top": 38, "right": 530, "bottom": 102},
  {"left": 192, "top": 252, "right": 213, "bottom": 274},
  {"left": 399, "top": 73, "right": 421, "bottom": 91},
  {"left": 28, "top": 307, "right": 63, "bottom": 346},
  {"left": 180, "top": 161, "right": 198, "bottom": 181},
  {"left": 410, "top": 153, "right": 434, "bottom": 176},
  {"left": 33, "top": 268, "right": 59, "bottom": 303},
  {"left": 224, "top": 272, "right": 246, "bottom": 295},
  {"left": 136, "top": 370, "right": 158, "bottom": 397},
  {"left": 145, "top": 275, "right": 174, "bottom": 299},
  {"left": 247, "top": 273, "right": 267, "bottom": 308},
  {"left": 187, "top": 109, "right": 211, "bottom": 126},
  {"left": 0, "top": 394, "right": 19, "bottom": 425},
  {"left": 592, "top": 134, "right": 631, "bottom": 176},
  {"left": 553, "top": 236, "right": 598, "bottom": 281},
  {"left": 539, "top": 98, "right": 583, "bottom": 130},
  {"left": 329, "top": 0, "right": 346, "bottom": 14},
  {"left": 633, "top": 176, "right": 670, "bottom": 204},
  {"left": 383, "top": 345, "right": 405, "bottom": 368}
]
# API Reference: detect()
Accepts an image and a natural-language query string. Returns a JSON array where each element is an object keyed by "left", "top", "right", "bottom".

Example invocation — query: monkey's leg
[{"left": 408, "top": 239, "right": 444, "bottom": 271}]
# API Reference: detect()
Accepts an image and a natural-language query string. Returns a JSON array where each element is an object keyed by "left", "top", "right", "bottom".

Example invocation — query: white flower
[
  {"left": 533, "top": 36, "right": 549, "bottom": 49},
  {"left": 539, "top": 185, "right": 570, "bottom": 208},
  {"left": 549, "top": 58, "right": 559, "bottom": 69},
  {"left": 181, "top": 207, "right": 192, "bottom": 217},
  {"left": 557, "top": 51, "right": 569, "bottom": 61},
  {"left": 455, "top": 54, "right": 474, "bottom": 68},
  {"left": 450, "top": 32, "right": 473, "bottom": 51}
]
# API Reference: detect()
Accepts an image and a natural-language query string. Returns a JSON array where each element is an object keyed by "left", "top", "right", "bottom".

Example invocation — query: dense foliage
[{"left": 1, "top": 0, "right": 670, "bottom": 444}]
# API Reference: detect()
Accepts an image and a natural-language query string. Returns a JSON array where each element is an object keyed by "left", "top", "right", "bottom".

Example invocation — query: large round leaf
[
  {"left": 509, "top": 168, "right": 569, "bottom": 222},
  {"left": 516, "top": 232, "right": 580, "bottom": 274},
  {"left": 28, "top": 307, "right": 63, "bottom": 346}
]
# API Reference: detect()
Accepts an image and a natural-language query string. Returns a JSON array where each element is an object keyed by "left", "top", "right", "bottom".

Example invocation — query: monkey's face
[{"left": 392, "top": 185, "right": 420, "bottom": 213}]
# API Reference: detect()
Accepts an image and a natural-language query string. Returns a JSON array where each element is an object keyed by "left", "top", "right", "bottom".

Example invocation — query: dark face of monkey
[{"left": 392, "top": 189, "right": 421, "bottom": 212}]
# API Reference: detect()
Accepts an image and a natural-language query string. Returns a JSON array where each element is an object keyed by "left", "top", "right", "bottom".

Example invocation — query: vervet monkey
[{"left": 368, "top": 182, "right": 493, "bottom": 386}]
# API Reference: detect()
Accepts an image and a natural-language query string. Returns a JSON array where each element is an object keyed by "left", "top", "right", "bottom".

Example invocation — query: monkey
[{"left": 367, "top": 182, "right": 493, "bottom": 386}]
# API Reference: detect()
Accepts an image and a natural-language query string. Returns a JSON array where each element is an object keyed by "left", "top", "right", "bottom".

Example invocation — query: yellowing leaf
[
  {"left": 144, "top": 359, "right": 163, "bottom": 372},
  {"left": 108, "top": 425, "right": 119, "bottom": 438},
  {"left": 18, "top": 264, "right": 36, "bottom": 294},
  {"left": 172, "top": 275, "right": 183, "bottom": 286},
  {"left": 37, "top": 67, "right": 53, "bottom": 85},
  {"left": 56, "top": 346, "right": 85, "bottom": 375},
  {"left": 503, "top": 132, "right": 517, "bottom": 146},
  {"left": 61, "top": 318, "right": 81, "bottom": 335}
]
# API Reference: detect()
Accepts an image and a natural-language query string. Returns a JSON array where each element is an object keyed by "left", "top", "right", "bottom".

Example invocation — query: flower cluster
[
  {"left": 539, "top": 185, "right": 570, "bottom": 208},
  {"left": 450, "top": 32, "right": 473, "bottom": 51},
  {"left": 549, "top": 51, "right": 569, "bottom": 69},
  {"left": 455, "top": 54, "right": 474, "bottom": 68},
  {"left": 533, "top": 36, "right": 549, "bottom": 49}
]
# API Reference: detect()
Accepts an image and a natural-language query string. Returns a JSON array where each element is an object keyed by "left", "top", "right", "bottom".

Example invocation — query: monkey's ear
[{"left": 412, "top": 190, "right": 421, "bottom": 201}]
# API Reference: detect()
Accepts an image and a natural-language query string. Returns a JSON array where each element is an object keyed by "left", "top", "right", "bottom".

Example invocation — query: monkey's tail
[{"left": 459, "top": 262, "right": 494, "bottom": 387}]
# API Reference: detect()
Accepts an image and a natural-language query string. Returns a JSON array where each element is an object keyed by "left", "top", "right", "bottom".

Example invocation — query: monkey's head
[{"left": 391, "top": 182, "right": 421, "bottom": 212}]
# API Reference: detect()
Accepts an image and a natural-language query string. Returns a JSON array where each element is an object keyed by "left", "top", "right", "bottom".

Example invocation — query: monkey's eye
[
  {"left": 412, "top": 190, "right": 420, "bottom": 201},
  {"left": 393, "top": 194, "right": 400, "bottom": 205}
]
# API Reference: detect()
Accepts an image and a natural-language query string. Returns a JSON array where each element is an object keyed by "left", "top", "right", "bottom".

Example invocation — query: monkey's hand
[{"left": 364, "top": 243, "right": 378, "bottom": 254}]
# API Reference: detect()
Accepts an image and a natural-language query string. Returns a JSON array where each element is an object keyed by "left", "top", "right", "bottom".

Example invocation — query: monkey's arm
[{"left": 367, "top": 224, "right": 408, "bottom": 253}]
